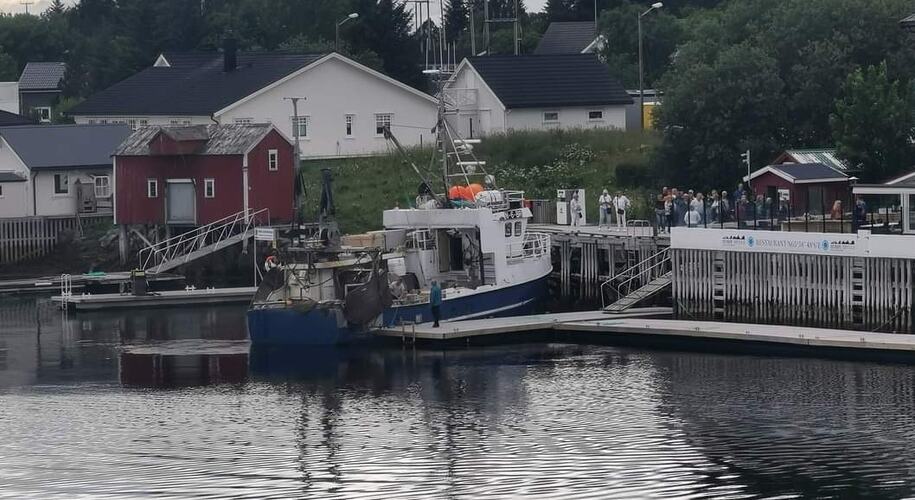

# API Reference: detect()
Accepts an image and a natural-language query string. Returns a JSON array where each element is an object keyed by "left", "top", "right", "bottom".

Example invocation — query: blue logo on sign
[
  {"left": 747, "top": 236, "right": 755, "bottom": 248},
  {"left": 821, "top": 240, "right": 830, "bottom": 251}
]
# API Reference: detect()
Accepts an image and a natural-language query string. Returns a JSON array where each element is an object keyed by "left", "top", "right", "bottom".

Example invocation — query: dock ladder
[
  {"left": 601, "top": 247, "right": 672, "bottom": 313},
  {"left": 138, "top": 208, "right": 270, "bottom": 274}
]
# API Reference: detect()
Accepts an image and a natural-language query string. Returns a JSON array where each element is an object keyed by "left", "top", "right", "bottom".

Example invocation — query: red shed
[
  {"left": 744, "top": 162, "right": 850, "bottom": 215},
  {"left": 113, "top": 124, "right": 294, "bottom": 226}
]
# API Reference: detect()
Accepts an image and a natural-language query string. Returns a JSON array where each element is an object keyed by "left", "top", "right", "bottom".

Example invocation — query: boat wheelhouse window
[
  {"left": 514, "top": 221, "right": 522, "bottom": 236},
  {"left": 505, "top": 223, "right": 512, "bottom": 237}
]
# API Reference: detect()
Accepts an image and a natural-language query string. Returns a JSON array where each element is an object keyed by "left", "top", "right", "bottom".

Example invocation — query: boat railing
[
  {"left": 408, "top": 229, "right": 436, "bottom": 251},
  {"left": 506, "top": 232, "right": 550, "bottom": 261}
]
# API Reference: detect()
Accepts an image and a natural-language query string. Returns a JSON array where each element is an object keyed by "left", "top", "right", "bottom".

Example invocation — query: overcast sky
[{"left": 1, "top": 0, "right": 551, "bottom": 17}]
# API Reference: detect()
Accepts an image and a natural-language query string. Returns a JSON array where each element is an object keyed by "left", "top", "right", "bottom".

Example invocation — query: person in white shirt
[
  {"left": 598, "top": 189, "right": 612, "bottom": 229},
  {"left": 570, "top": 192, "right": 583, "bottom": 226},
  {"left": 615, "top": 192, "right": 631, "bottom": 229}
]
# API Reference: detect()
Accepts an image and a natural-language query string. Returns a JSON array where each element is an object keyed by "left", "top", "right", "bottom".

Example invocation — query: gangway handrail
[
  {"left": 138, "top": 208, "right": 270, "bottom": 273},
  {"left": 600, "top": 247, "right": 670, "bottom": 308}
]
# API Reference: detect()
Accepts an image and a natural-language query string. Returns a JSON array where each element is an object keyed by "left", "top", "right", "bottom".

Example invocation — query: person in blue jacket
[{"left": 430, "top": 280, "right": 442, "bottom": 327}]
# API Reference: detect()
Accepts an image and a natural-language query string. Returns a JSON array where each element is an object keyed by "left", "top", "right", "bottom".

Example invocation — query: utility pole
[
  {"left": 483, "top": 0, "right": 490, "bottom": 53},
  {"left": 741, "top": 149, "right": 751, "bottom": 193},
  {"left": 20, "top": 1, "right": 33, "bottom": 14},
  {"left": 469, "top": 4, "right": 476, "bottom": 55},
  {"left": 284, "top": 97, "right": 306, "bottom": 223},
  {"left": 513, "top": 0, "right": 519, "bottom": 56}
]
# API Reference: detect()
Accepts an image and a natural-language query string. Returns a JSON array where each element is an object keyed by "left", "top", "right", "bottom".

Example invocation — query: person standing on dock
[
  {"left": 598, "top": 189, "right": 613, "bottom": 229},
  {"left": 570, "top": 192, "right": 583, "bottom": 227},
  {"left": 430, "top": 280, "right": 442, "bottom": 328},
  {"left": 615, "top": 191, "right": 631, "bottom": 229}
]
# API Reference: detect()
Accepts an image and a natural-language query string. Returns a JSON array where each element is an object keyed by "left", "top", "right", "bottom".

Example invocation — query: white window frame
[
  {"left": 127, "top": 118, "right": 138, "bottom": 130},
  {"left": 375, "top": 113, "right": 393, "bottom": 136},
  {"left": 94, "top": 175, "right": 111, "bottom": 198},
  {"left": 147, "top": 178, "right": 158, "bottom": 198},
  {"left": 36, "top": 107, "right": 52, "bottom": 123},
  {"left": 268, "top": 149, "right": 279, "bottom": 171},
  {"left": 345, "top": 114, "right": 355, "bottom": 138},
  {"left": 542, "top": 111, "right": 559, "bottom": 124},
  {"left": 291, "top": 116, "right": 309, "bottom": 139},
  {"left": 588, "top": 110, "right": 604, "bottom": 121},
  {"left": 204, "top": 178, "right": 215, "bottom": 198},
  {"left": 53, "top": 173, "right": 69, "bottom": 195},
  {"left": 234, "top": 117, "right": 254, "bottom": 125}
]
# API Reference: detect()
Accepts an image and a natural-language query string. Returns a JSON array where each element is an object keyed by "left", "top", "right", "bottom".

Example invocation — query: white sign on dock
[
  {"left": 671, "top": 227, "right": 915, "bottom": 259},
  {"left": 254, "top": 228, "right": 276, "bottom": 242}
]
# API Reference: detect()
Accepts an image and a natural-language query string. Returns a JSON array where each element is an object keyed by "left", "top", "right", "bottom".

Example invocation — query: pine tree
[{"left": 444, "top": 0, "right": 469, "bottom": 43}]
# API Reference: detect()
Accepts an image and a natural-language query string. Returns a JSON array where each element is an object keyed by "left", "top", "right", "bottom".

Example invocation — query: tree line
[{"left": 1, "top": 0, "right": 913, "bottom": 183}]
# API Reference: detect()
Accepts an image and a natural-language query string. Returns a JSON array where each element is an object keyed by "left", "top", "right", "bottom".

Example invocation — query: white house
[
  {"left": 69, "top": 44, "right": 439, "bottom": 159},
  {"left": 444, "top": 54, "right": 632, "bottom": 138},
  {"left": 0, "top": 124, "right": 131, "bottom": 218}
]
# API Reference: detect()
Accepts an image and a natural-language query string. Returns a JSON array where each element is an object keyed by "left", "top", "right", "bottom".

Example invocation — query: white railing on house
[{"left": 506, "top": 232, "right": 550, "bottom": 262}]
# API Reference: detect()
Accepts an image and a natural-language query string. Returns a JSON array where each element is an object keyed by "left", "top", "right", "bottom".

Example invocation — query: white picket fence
[{"left": 0, "top": 214, "right": 111, "bottom": 265}]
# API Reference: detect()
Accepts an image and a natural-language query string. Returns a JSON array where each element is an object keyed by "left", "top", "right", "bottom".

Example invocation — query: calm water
[{"left": 3, "top": 298, "right": 915, "bottom": 498}]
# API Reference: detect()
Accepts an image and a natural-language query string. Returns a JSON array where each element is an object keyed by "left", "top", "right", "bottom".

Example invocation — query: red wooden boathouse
[{"left": 113, "top": 124, "right": 295, "bottom": 226}]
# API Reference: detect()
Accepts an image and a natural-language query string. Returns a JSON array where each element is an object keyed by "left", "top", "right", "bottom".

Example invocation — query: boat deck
[
  {"left": 0, "top": 272, "right": 184, "bottom": 294},
  {"left": 51, "top": 287, "right": 256, "bottom": 311}
]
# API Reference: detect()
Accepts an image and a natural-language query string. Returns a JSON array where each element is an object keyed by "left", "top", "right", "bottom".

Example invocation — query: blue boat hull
[{"left": 246, "top": 275, "right": 550, "bottom": 346}]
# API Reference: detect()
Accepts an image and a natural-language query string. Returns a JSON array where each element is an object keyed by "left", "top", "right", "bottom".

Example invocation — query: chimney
[{"left": 223, "top": 35, "right": 237, "bottom": 72}]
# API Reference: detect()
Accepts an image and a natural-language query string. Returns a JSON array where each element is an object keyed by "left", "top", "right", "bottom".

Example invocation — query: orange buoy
[
  {"left": 469, "top": 183, "right": 484, "bottom": 197},
  {"left": 448, "top": 185, "right": 462, "bottom": 200},
  {"left": 460, "top": 186, "right": 475, "bottom": 201}
]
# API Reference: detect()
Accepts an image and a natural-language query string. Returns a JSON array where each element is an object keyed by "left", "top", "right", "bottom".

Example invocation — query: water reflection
[{"left": 4, "top": 298, "right": 915, "bottom": 497}]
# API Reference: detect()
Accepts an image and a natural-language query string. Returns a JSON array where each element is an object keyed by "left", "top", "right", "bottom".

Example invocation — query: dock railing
[
  {"left": 139, "top": 208, "right": 270, "bottom": 273},
  {"left": 601, "top": 247, "right": 671, "bottom": 308}
]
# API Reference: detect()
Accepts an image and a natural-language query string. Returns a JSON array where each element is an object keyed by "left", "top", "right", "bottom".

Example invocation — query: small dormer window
[{"left": 154, "top": 54, "right": 171, "bottom": 67}]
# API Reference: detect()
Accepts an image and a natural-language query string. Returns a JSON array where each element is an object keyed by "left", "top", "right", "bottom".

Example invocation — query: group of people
[
  {"left": 567, "top": 190, "right": 632, "bottom": 229},
  {"left": 597, "top": 190, "right": 632, "bottom": 229},
  {"left": 653, "top": 183, "right": 772, "bottom": 231}
]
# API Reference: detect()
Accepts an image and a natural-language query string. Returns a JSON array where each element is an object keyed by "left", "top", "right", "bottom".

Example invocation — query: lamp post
[
  {"left": 638, "top": 2, "right": 663, "bottom": 132},
  {"left": 335, "top": 13, "right": 359, "bottom": 53}
]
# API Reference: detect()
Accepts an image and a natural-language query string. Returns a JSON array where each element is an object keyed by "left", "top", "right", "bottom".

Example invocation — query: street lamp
[
  {"left": 638, "top": 1, "right": 663, "bottom": 132},
  {"left": 335, "top": 13, "right": 359, "bottom": 53}
]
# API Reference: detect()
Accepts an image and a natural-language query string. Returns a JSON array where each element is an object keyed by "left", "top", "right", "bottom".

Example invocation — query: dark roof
[
  {"left": 18, "top": 62, "right": 66, "bottom": 91},
  {"left": 69, "top": 52, "right": 325, "bottom": 116},
  {"left": 115, "top": 124, "right": 283, "bottom": 156},
  {"left": 534, "top": 22, "right": 599, "bottom": 55},
  {"left": 0, "top": 172, "right": 26, "bottom": 182},
  {"left": 777, "top": 149, "right": 850, "bottom": 172},
  {"left": 466, "top": 54, "right": 632, "bottom": 109},
  {"left": 901, "top": 13, "right": 915, "bottom": 29},
  {"left": 0, "top": 124, "right": 131, "bottom": 169},
  {"left": 0, "top": 109, "right": 33, "bottom": 127},
  {"left": 772, "top": 163, "right": 848, "bottom": 181}
]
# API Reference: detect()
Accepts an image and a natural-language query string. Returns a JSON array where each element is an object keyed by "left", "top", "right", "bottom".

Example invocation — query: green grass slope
[{"left": 301, "top": 128, "right": 658, "bottom": 234}]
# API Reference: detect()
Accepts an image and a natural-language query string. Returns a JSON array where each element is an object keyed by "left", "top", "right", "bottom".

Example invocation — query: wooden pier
[
  {"left": 531, "top": 223, "right": 667, "bottom": 300},
  {"left": 671, "top": 228, "right": 915, "bottom": 334},
  {"left": 51, "top": 286, "right": 256, "bottom": 311},
  {"left": 0, "top": 272, "right": 184, "bottom": 295}
]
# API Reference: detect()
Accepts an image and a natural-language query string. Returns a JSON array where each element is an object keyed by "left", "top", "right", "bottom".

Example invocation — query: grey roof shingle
[
  {"left": 0, "top": 109, "right": 33, "bottom": 126},
  {"left": 0, "top": 124, "right": 131, "bottom": 170},
  {"left": 534, "top": 22, "right": 599, "bottom": 55},
  {"left": 69, "top": 52, "right": 325, "bottom": 116},
  {"left": 115, "top": 124, "right": 278, "bottom": 156},
  {"left": 466, "top": 54, "right": 632, "bottom": 109},
  {"left": 780, "top": 149, "right": 851, "bottom": 172},
  {"left": 773, "top": 163, "right": 848, "bottom": 181},
  {"left": 18, "top": 62, "right": 66, "bottom": 91},
  {"left": 901, "top": 13, "right": 915, "bottom": 28}
]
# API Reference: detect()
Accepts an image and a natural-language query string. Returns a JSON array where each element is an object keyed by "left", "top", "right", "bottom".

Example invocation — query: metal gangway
[
  {"left": 138, "top": 208, "right": 270, "bottom": 274},
  {"left": 601, "top": 247, "right": 672, "bottom": 313}
]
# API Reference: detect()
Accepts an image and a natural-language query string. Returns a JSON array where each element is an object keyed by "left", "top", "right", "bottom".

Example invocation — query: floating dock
[
  {"left": 375, "top": 309, "right": 915, "bottom": 358},
  {"left": 0, "top": 272, "right": 184, "bottom": 295},
  {"left": 51, "top": 287, "right": 256, "bottom": 311}
]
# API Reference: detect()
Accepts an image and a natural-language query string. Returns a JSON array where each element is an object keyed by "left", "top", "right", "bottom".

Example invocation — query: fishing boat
[{"left": 246, "top": 86, "right": 551, "bottom": 346}]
